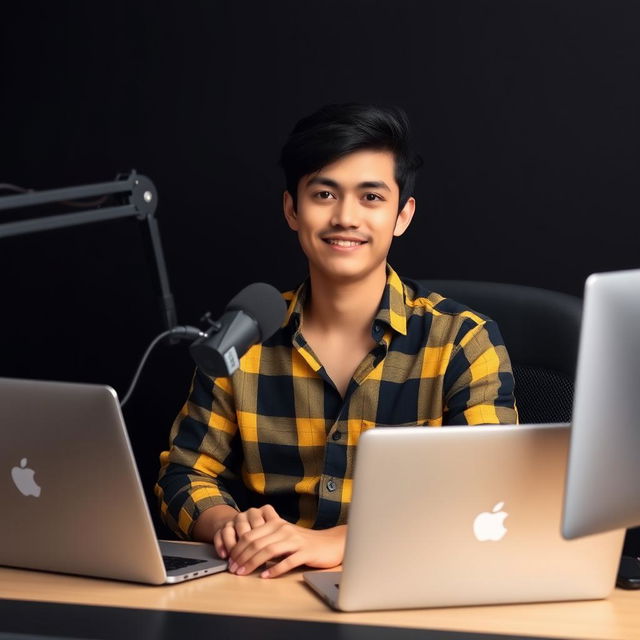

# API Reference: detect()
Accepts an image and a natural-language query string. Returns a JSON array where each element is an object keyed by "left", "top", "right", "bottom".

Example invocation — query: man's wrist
[
  {"left": 192, "top": 504, "right": 239, "bottom": 542},
  {"left": 318, "top": 524, "right": 347, "bottom": 539},
  {"left": 314, "top": 524, "right": 348, "bottom": 561}
]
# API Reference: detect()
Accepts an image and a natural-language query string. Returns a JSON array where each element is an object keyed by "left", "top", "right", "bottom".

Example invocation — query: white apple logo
[
  {"left": 11, "top": 458, "right": 41, "bottom": 497},
  {"left": 473, "top": 501, "right": 508, "bottom": 541}
]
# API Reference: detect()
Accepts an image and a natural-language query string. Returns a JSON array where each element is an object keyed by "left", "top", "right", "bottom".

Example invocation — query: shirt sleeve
[
  {"left": 443, "top": 319, "right": 518, "bottom": 425},
  {"left": 155, "top": 367, "right": 243, "bottom": 539}
]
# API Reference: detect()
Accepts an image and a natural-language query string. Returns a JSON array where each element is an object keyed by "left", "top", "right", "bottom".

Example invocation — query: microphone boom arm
[{"left": 0, "top": 170, "right": 177, "bottom": 332}]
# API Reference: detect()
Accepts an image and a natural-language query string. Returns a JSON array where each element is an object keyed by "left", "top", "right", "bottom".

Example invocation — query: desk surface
[{"left": 1, "top": 566, "right": 639, "bottom": 640}]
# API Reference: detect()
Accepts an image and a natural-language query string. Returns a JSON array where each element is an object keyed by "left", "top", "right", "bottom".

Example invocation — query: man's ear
[
  {"left": 283, "top": 190, "right": 299, "bottom": 231},
  {"left": 393, "top": 196, "right": 416, "bottom": 237}
]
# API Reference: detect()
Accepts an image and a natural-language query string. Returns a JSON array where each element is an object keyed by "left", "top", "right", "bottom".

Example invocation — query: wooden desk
[{"left": 0, "top": 566, "right": 639, "bottom": 640}]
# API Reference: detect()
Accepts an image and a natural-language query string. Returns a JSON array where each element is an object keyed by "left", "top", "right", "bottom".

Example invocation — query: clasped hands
[{"left": 211, "top": 504, "right": 346, "bottom": 578}]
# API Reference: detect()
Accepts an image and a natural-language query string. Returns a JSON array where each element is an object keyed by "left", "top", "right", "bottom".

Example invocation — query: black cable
[
  {"left": 0, "top": 183, "right": 32, "bottom": 193},
  {"left": 120, "top": 325, "right": 205, "bottom": 408},
  {"left": 59, "top": 195, "right": 110, "bottom": 208}
]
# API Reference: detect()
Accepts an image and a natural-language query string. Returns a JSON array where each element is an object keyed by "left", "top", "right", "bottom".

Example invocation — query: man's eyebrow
[{"left": 305, "top": 177, "right": 391, "bottom": 191}]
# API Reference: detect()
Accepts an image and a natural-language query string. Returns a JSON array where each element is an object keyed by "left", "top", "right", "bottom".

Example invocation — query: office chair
[{"left": 414, "top": 279, "right": 583, "bottom": 424}]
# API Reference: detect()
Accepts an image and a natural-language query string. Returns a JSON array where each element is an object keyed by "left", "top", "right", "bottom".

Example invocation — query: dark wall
[{"left": 1, "top": 1, "right": 639, "bottom": 546}]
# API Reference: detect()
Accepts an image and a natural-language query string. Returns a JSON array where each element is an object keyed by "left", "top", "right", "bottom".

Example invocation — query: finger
[
  {"left": 260, "top": 504, "right": 280, "bottom": 521},
  {"left": 230, "top": 519, "right": 282, "bottom": 562},
  {"left": 246, "top": 507, "right": 267, "bottom": 529},
  {"left": 233, "top": 534, "right": 298, "bottom": 576},
  {"left": 233, "top": 511, "right": 252, "bottom": 538},
  {"left": 261, "top": 551, "right": 306, "bottom": 578},
  {"left": 221, "top": 520, "right": 238, "bottom": 554},
  {"left": 213, "top": 529, "right": 227, "bottom": 559}
]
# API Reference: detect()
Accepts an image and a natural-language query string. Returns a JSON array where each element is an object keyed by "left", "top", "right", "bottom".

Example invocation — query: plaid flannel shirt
[{"left": 156, "top": 265, "right": 517, "bottom": 537}]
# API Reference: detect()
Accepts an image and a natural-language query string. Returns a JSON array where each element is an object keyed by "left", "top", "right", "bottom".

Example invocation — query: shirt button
[
  {"left": 332, "top": 431, "right": 341, "bottom": 441},
  {"left": 327, "top": 478, "right": 337, "bottom": 492}
]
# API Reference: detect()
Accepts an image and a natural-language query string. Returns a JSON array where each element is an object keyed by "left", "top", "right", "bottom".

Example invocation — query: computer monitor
[{"left": 562, "top": 268, "right": 640, "bottom": 539}]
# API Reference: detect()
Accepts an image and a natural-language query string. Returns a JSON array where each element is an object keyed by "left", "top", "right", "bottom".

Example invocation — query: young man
[{"left": 156, "top": 104, "right": 517, "bottom": 579}]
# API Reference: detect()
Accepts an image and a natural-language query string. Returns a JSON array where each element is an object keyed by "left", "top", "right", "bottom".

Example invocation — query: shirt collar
[
  {"left": 282, "top": 264, "right": 407, "bottom": 336},
  {"left": 373, "top": 264, "right": 407, "bottom": 336}
]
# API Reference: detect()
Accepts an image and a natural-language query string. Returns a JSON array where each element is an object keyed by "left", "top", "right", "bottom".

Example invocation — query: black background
[{"left": 1, "top": 1, "right": 638, "bottom": 549}]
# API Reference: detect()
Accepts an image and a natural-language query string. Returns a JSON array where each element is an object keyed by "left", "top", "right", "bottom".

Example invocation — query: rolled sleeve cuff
[{"left": 157, "top": 479, "right": 239, "bottom": 539}]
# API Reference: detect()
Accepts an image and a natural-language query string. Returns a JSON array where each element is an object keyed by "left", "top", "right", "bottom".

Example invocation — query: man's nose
[{"left": 330, "top": 196, "right": 360, "bottom": 228}]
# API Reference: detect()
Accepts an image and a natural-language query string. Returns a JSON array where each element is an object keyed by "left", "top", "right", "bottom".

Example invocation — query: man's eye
[
  {"left": 364, "top": 193, "right": 383, "bottom": 201},
  {"left": 315, "top": 191, "right": 334, "bottom": 199}
]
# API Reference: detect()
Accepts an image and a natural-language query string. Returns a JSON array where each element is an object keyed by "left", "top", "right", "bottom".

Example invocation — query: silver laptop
[
  {"left": 0, "top": 377, "right": 227, "bottom": 584},
  {"left": 563, "top": 268, "right": 640, "bottom": 539},
  {"left": 304, "top": 424, "right": 625, "bottom": 611}
]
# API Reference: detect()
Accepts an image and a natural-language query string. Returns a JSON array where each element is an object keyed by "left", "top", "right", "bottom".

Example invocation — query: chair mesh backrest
[
  {"left": 414, "top": 278, "right": 582, "bottom": 425},
  {"left": 513, "top": 365, "right": 574, "bottom": 424}
]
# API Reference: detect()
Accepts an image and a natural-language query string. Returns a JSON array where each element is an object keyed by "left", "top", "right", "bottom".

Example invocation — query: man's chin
[{"left": 311, "top": 258, "right": 386, "bottom": 285}]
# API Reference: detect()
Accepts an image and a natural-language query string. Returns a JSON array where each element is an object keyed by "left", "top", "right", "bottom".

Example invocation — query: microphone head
[{"left": 226, "top": 282, "right": 287, "bottom": 342}]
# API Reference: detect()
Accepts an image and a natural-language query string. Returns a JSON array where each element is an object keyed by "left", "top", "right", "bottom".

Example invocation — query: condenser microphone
[{"left": 189, "top": 282, "right": 287, "bottom": 378}]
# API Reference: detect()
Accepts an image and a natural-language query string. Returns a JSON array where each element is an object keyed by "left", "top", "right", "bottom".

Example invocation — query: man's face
[{"left": 283, "top": 150, "right": 415, "bottom": 283}]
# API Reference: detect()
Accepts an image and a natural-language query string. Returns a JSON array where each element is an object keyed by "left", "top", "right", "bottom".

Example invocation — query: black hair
[{"left": 279, "top": 103, "right": 422, "bottom": 212}]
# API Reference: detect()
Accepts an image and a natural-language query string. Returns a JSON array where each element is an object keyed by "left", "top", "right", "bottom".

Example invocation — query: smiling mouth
[{"left": 322, "top": 238, "right": 367, "bottom": 247}]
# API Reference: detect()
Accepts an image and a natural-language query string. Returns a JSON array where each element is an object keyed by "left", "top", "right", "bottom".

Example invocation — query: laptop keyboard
[{"left": 162, "top": 555, "right": 208, "bottom": 572}]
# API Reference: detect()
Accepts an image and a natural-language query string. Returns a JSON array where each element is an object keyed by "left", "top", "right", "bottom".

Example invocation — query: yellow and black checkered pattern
[{"left": 156, "top": 265, "right": 517, "bottom": 538}]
